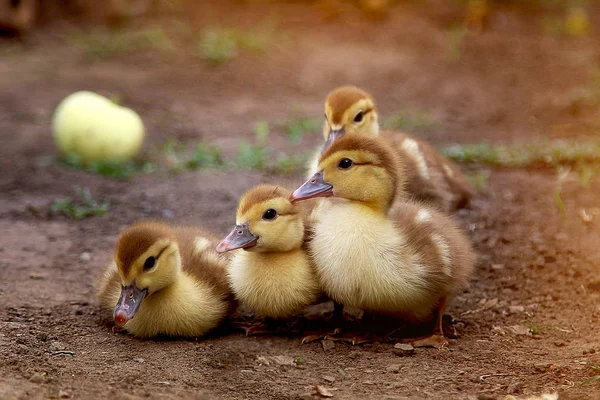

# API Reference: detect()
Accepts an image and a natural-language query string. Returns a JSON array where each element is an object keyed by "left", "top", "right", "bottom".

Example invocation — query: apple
[{"left": 52, "top": 91, "right": 145, "bottom": 164}]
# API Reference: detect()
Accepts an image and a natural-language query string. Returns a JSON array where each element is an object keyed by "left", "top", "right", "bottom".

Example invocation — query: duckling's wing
[
  {"left": 382, "top": 130, "right": 474, "bottom": 211},
  {"left": 390, "top": 202, "right": 475, "bottom": 294},
  {"left": 174, "top": 227, "right": 232, "bottom": 298}
]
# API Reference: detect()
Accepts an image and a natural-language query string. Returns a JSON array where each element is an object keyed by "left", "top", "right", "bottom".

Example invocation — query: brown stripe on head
[
  {"left": 115, "top": 221, "right": 175, "bottom": 277},
  {"left": 319, "top": 134, "right": 401, "bottom": 191},
  {"left": 237, "top": 185, "right": 293, "bottom": 217},
  {"left": 325, "top": 86, "right": 376, "bottom": 125}
]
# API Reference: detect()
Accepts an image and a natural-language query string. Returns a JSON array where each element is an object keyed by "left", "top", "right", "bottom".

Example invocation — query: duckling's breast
[
  {"left": 310, "top": 202, "right": 433, "bottom": 316},
  {"left": 227, "top": 250, "right": 320, "bottom": 318}
]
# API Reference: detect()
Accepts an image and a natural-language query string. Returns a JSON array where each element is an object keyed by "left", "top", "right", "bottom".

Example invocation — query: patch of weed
[
  {"left": 51, "top": 187, "right": 109, "bottom": 220},
  {"left": 68, "top": 27, "right": 173, "bottom": 60},
  {"left": 186, "top": 143, "right": 226, "bottom": 169},
  {"left": 284, "top": 116, "right": 321, "bottom": 144},
  {"left": 196, "top": 18, "right": 282, "bottom": 65},
  {"left": 274, "top": 153, "right": 310, "bottom": 174},
  {"left": 446, "top": 25, "right": 467, "bottom": 63},
  {"left": 444, "top": 140, "right": 600, "bottom": 168},
  {"left": 60, "top": 154, "right": 140, "bottom": 179},
  {"left": 383, "top": 111, "right": 440, "bottom": 132},
  {"left": 467, "top": 170, "right": 491, "bottom": 192}
]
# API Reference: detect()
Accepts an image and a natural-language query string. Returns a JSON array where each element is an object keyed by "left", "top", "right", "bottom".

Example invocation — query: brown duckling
[
  {"left": 307, "top": 85, "right": 474, "bottom": 211},
  {"left": 293, "top": 134, "right": 475, "bottom": 347},
  {"left": 97, "top": 221, "right": 232, "bottom": 339}
]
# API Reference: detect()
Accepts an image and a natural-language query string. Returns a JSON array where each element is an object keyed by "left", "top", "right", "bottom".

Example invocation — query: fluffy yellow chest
[
  {"left": 125, "top": 273, "right": 227, "bottom": 338},
  {"left": 227, "top": 249, "right": 320, "bottom": 318},
  {"left": 310, "top": 201, "right": 430, "bottom": 316}
]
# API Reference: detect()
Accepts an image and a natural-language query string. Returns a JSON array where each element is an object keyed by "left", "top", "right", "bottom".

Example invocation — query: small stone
[
  {"left": 134, "top": 358, "right": 145, "bottom": 363},
  {"left": 490, "top": 264, "right": 504, "bottom": 270},
  {"left": 79, "top": 252, "right": 91, "bottom": 262},
  {"left": 49, "top": 341, "right": 68, "bottom": 352},
  {"left": 507, "top": 381, "right": 522, "bottom": 394},
  {"left": 393, "top": 343, "right": 415, "bottom": 357},
  {"left": 271, "top": 355, "right": 294, "bottom": 366},
  {"left": 29, "top": 373, "right": 45, "bottom": 384},
  {"left": 315, "top": 385, "right": 334, "bottom": 398},
  {"left": 59, "top": 390, "right": 71, "bottom": 398},
  {"left": 322, "top": 375, "right": 335, "bottom": 383},
  {"left": 508, "top": 305, "right": 524, "bottom": 314},
  {"left": 554, "top": 341, "right": 566, "bottom": 347},
  {"left": 321, "top": 339, "right": 335, "bottom": 352},
  {"left": 507, "top": 325, "right": 531, "bottom": 336},
  {"left": 386, "top": 364, "right": 401, "bottom": 373}
]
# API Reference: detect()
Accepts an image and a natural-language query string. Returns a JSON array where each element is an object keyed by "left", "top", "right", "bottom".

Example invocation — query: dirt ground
[{"left": 2, "top": 1, "right": 600, "bottom": 399}]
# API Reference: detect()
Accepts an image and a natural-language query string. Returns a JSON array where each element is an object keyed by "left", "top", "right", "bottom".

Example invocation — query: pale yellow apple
[{"left": 52, "top": 91, "right": 145, "bottom": 164}]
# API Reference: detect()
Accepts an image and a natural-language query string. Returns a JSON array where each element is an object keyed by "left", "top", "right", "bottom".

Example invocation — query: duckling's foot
[{"left": 409, "top": 334, "right": 448, "bottom": 349}]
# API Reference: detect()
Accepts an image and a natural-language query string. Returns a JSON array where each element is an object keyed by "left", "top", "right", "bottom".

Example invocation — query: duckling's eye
[
  {"left": 338, "top": 158, "right": 353, "bottom": 169},
  {"left": 143, "top": 256, "right": 156, "bottom": 270},
  {"left": 353, "top": 111, "right": 364, "bottom": 123},
  {"left": 262, "top": 208, "right": 277, "bottom": 220}
]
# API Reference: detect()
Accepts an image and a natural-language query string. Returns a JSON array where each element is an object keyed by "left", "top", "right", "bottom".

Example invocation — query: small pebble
[
  {"left": 29, "top": 373, "right": 45, "bottom": 384},
  {"left": 59, "top": 390, "right": 71, "bottom": 398},
  {"left": 386, "top": 364, "right": 401, "bottom": 373},
  {"left": 322, "top": 375, "right": 335, "bottom": 383},
  {"left": 79, "top": 252, "right": 91, "bottom": 262},
  {"left": 393, "top": 343, "right": 415, "bottom": 357},
  {"left": 321, "top": 339, "right": 335, "bottom": 352}
]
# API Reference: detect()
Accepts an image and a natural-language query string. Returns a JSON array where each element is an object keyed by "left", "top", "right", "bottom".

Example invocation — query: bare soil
[{"left": 2, "top": 1, "right": 600, "bottom": 399}]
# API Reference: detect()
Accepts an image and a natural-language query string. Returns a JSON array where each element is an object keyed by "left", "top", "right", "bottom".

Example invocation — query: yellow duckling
[
  {"left": 307, "top": 85, "right": 474, "bottom": 211},
  {"left": 292, "top": 134, "right": 475, "bottom": 347},
  {"left": 97, "top": 221, "right": 232, "bottom": 338},
  {"left": 216, "top": 185, "right": 321, "bottom": 318}
]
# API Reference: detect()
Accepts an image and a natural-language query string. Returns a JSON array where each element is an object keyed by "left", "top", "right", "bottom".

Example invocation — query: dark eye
[
  {"left": 338, "top": 158, "right": 353, "bottom": 169},
  {"left": 143, "top": 256, "right": 156, "bottom": 270},
  {"left": 353, "top": 111, "right": 364, "bottom": 123},
  {"left": 262, "top": 208, "right": 277, "bottom": 220}
]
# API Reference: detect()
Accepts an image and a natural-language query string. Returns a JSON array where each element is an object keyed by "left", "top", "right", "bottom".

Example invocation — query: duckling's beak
[
  {"left": 113, "top": 283, "right": 148, "bottom": 326},
  {"left": 322, "top": 127, "right": 345, "bottom": 152},
  {"left": 216, "top": 222, "right": 258, "bottom": 253},
  {"left": 290, "top": 171, "right": 334, "bottom": 202}
]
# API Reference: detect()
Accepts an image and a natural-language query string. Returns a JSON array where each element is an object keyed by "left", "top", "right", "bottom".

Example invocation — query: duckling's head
[
  {"left": 112, "top": 221, "right": 181, "bottom": 326},
  {"left": 216, "top": 185, "right": 304, "bottom": 254},
  {"left": 322, "top": 86, "right": 379, "bottom": 150},
  {"left": 292, "top": 134, "right": 402, "bottom": 211}
]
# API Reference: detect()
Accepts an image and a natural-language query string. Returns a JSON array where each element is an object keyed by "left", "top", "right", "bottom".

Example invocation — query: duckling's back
[{"left": 382, "top": 130, "right": 475, "bottom": 211}]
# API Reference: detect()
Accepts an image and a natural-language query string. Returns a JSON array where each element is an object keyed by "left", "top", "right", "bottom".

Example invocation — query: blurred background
[
  {"left": 3, "top": 3, "right": 600, "bottom": 398},
  {"left": 2, "top": 0, "right": 600, "bottom": 179}
]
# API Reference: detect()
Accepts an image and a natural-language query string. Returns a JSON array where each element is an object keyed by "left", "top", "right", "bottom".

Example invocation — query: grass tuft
[
  {"left": 68, "top": 27, "right": 173, "bottom": 61},
  {"left": 444, "top": 140, "right": 600, "bottom": 168},
  {"left": 51, "top": 187, "right": 109, "bottom": 220},
  {"left": 383, "top": 111, "right": 440, "bottom": 133},
  {"left": 467, "top": 170, "right": 491, "bottom": 192},
  {"left": 284, "top": 116, "right": 321, "bottom": 144},
  {"left": 196, "top": 18, "right": 281, "bottom": 65},
  {"left": 60, "top": 154, "right": 140, "bottom": 179}
]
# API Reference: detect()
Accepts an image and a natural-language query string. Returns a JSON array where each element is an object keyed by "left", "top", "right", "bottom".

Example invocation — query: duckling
[
  {"left": 216, "top": 185, "right": 321, "bottom": 319},
  {"left": 96, "top": 221, "right": 232, "bottom": 339},
  {"left": 292, "top": 134, "right": 475, "bottom": 347},
  {"left": 307, "top": 85, "right": 474, "bottom": 211}
]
